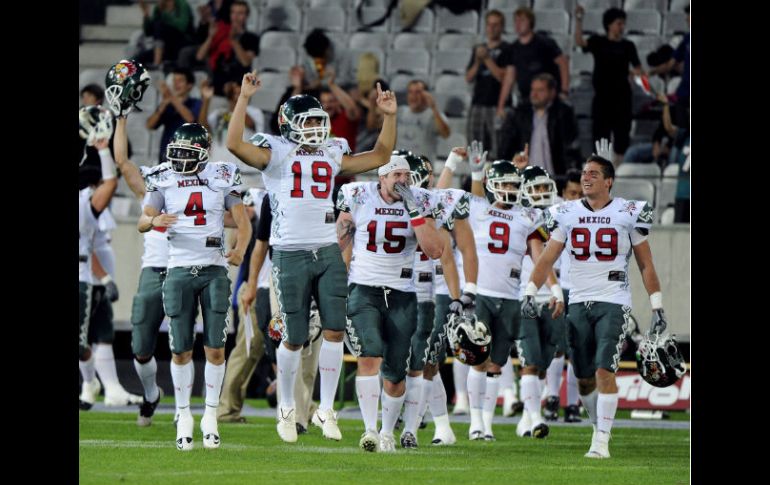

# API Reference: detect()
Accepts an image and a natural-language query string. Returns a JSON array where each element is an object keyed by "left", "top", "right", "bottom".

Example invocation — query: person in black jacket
[{"left": 497, "top": 73, "right": 579, "bottom": 177}]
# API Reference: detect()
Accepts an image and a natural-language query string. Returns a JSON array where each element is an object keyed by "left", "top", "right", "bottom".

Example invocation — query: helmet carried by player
[
  {"left": 519, "top": 165, "right": 557, "bottom": 208},
  {"left": 485, "top": 160, "right": 522, "bottom": 206},
  {"left": 393, "top": 150, "right": 433, "bottom": 188},
  {"left": 166, "top": 123, "right": 211, "bottom": 174},
  {"left": 78, "top": 105, "right": 114, "bottom": 147},
  {"left": 104, "top": 59, "right": 151, "bottom": 117},
  {"left": 635, "top": 331, "right": 686, "bottom": 388},
  {"left": 278, "top": 94, "right": 330, "bottom": 146},
  {"left": 447, "top": 313, "right": 491, "bottom": 366}
]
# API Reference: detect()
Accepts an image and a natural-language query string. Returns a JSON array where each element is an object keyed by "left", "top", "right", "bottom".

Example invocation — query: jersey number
[
  {"left": 184, "top": 192, "right": 206, "bottom": 226},
  {"left": 366, "top": 220, "right": 408, "bottom": 253},
  {"left": 488, "top": 221, "right": 510, "bottom": 254},
  {"left": 570, "top": 228, "right": 618, "bottom": 261},
  {"left": 291, "top": 161, "right": 332, "bottom": 199}
]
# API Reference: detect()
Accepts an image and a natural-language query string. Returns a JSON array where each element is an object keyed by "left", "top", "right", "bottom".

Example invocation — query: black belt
[
  {"left": 79, "top": 255, "right": 88, "bottom": 263},
  {"left": 149, "top": 267, "right": 167, "bottom": 274}
]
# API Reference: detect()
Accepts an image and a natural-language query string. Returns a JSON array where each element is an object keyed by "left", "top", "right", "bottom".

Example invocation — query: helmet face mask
[
  {"left": 485, "top": 161, "right": 522, "bottom": 206},
  {"left": 166, "top": 123, "right": 211, "bottom": 174},
  {"left": 104, "top": 60, "right": 151, "bottom": 117},
  {"left": 78, "top": 105, "right": 114, "bottom": 147},
  {"left": 447, "top": 313, "right": 491, "bottom": 366},
  {"left": 279, "top": 95, "right": 330, "bottom": 147},
  {"left": 394, "top": 150, "right": 432, "bottom": 188},
  {"left": 635, "top": 332, "right": 686, "bottom": 388},
  {"left": 520, "top": 166, "right": 558, "bottom": 208}
]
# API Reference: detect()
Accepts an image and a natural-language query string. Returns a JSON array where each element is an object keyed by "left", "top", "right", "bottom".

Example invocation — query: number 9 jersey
[
  {"left": 546, "top": 198, "right": 654, "bottom": 307},
  {"left": 251, "top": 133, "right": 350, "bottom": 251}
]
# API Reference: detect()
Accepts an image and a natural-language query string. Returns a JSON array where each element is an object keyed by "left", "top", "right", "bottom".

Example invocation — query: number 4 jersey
[
  {"left": 251, "top": 133, "right": 349, "bottom": 251},
  {"left": 546, "top": 198, "right": 654, "bottom": 307},
  {"left": 143, "top": 161, "right": 244, "bottom": 269}
]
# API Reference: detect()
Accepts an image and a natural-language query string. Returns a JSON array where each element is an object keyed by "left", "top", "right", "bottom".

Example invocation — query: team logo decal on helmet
[
  {"left": 447, "top": 313, "right": 491, "bottom": 365},
  {"left": 105, "top": 59, "right": 151, "bottom": 117}
]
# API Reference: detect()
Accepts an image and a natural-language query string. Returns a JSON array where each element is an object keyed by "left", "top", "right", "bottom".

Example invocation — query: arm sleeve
[
  {"left": 143, "top": 190, "right": 165, "bottom": 211},
  {"left": 452, "top": 192, "right": 471, "bottom": 220},
  {"left": 633, "top": 201, "right": 655, "bottom": 236},
  {"left": 335, "top": 185, "right": 352, "bottom": 213},
  {"left": 256, "top": 195, "right": 272, "bottom": 241}
]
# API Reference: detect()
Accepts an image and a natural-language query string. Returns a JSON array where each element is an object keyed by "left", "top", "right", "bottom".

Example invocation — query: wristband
[
  {"left": 411, "top": 216, "right": 426, "bottom": 227},
  {"left": 99, "top": 148, "right": 116, "bottom": 180},
  {"left": 444, "top": 151, "right": 463, "bottom": 172},
  {"left": 100, "top": 275, "right": 113, "bottom": 285},
  {"left": 463, "top": 282, "right": 477, "bottom": 295},
  {"left": 550, "top": 284, "right": 564, "bottom": 302},
  {"left": 471, "top": 170, "right": 484, "bottom": 181},
  {"left": 650, "top": 291, "right": 663, "bottom": 310},
  {"left": 525, "top": 281, "right": 538, "bottom": 297}
]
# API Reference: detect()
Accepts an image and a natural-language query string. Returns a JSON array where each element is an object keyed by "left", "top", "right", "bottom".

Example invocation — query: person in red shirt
[{"left": 319, "top": 67, "right": 361, "bottom": 152}]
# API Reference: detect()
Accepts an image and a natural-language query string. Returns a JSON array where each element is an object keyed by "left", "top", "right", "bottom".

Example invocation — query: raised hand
[
  {"left": 594, "top": 138, "right": 613, "bottom": 161},
  {"left": 241, "top": 71, "right": 262, "bottom": 98},
  {"left": 375, "top": 82, "right": 397, "bottom": 115},
  {"left": 467, "top": 140, "right": 487, "bottom": 173}
]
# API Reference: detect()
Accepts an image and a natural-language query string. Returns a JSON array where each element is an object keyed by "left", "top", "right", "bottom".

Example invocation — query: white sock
[
  {"left": 453, "top": 359, "right": 469, "bottom": 394},
  {"left": 433, "top": 413, "right": 452, "bottom": 435},
  {"left": 580, "top": 389, "right": 599, "bottom": 426},
  {"left": 133, "top": 357, "right": 159, "bottom": 402},
  {"left": 402, "top": 376, "right": 422, "bottom": 434},
  {"left": 596, "top": 393, "right": 619, "bottom": 434},
  {"left": 380, "top": 390, "right": 406, "bottom": 435},
  {"left": 539, "top": 377, "right": 546, "bottom": 400},
  {"left": 317, "top": 339, "right": 343, "bottom": 412},
  {"left": 482, "top": 374, "right": 500, "bottom": 435},
  {"left": 277, "top": 344, "right": 301, "bottom": 409},
  {"left": 500, "top": 359, "right": 513, "bottom": 391},
  {"left": 567, "top": 363, "right": 580, "bottom": 406},
  {"left": 467, "top": 368, "right": 486, "bottom": 411},
  {"left": 521, "top": 374, "right": 541, "bottom": 419},
  {"left": 430, "top": 373, "right": 449, "bottom": 418},
  {"left": 547, "top": 355, "right": 565, "bottom": 397},
  {"left": 204, "top": 361, "right": 226, "bottom": 418},
  {"left": 417, "top": 377, "right": 430, "bottom": 420},
  {"left": 170, "top": 361, "right": 194, "bottom": 412},
  {"left": 79, "top": 354, "right": 96, "bottom": 383},
  {"left": 356, "top": 375, "right": 380, "bottom": 432},
  {"left": 93, "top": 343, "right": 120, "bottom": 393}
]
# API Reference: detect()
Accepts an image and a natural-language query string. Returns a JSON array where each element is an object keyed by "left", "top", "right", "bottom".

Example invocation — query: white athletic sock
[
  {"left": 521, "top": 374, "right": 541, "bottom": 419},
  {"left": 317, "top": 339, "right": 343, "bottom": 411},
  {"left": 356, "top": 375, "right": 380, "bottom": 432},
  {"left": 204, "top": 361, "right": 226, "bottom": 418},
  {"left": 539, "top": 377, "right": 546, "bottom": 400},
  {"left": 430, "top": 373, "right": 449, "bottom": 418},
  {"left": 580, "top": 389, "right": 599, "bottom": 426},
  {"left": 93, "top": 343, "right": 120, "bottom": 393},
  {"left": 546, "top": 355, "right": 565, "bottom": 397},
  {"left": 79, "top": 354, "right": 96, "bottom": 383},
  {"left": 467, "top": 368, "right": 486, "bottom": 410},
  {"left": 500, "top": 359, "right": 513, "bottom": 391},
  {"left": 433, "top": 413, "right": 452, "bottom": 435},
  {"left": 380, "top": 390, "right": 406, "bottom": 435},
  {"left": 277, "top": 345, "right": 301, "bottom": 409},
  {"left": 417, "top": 377, "right": 430, "bottom": 420},
  {"left": 133, "top": 357, "right": 159, "bottom": 402},
  {"left": 482, "top": 374, "right": 500, "bottom": 435},
  {"left": 453, "top": 359, "right": 469, "bottom": 394},
  {"left": 170, "top": 361, "right": 194, "bottom": 411},
  {"left": 567, "top": 363, "right": 580, "bottom": 406},
  {"left": 402, "top": 376, "right": 422, "bottom": 434},
  {"left": 596, "top": 393, "right": 619, "bottom": 434}
]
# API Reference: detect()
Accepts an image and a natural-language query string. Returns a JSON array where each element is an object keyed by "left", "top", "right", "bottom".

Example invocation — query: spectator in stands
[
  {"left": 648, "top": 5, "right": 689, "bottom": 129},
  {"left": 196, "top": 0, "right": 260, "bottom": 96},
  {"left": 300, "top": 29, "right": 354, "bottom": 90},
  {"left": 574, "top": 5, "right": 643, "bottom": 165},
  {"left": 177, "top": 0, "right": 234, "bottom": 71},
  {"left": 319, "top": 67, "right": 362, "bottom": 152},
  {"left": 198, "top": 78, "right": 265, "bottom": 170},
  {"left": 138, "top": 0, "right": 195, "bottom": 68},
  {"left": 497, "top": 7, "right": 570, "bottom": 116},
  {"left": 465, "top": 9, "right": 512, "bottom": 160},
  {"left": 396, "top": 80, "right": 450, "bottom": 158},
  {"left": 146, "top": 68, "right": 202, "bottom": 162},
  {"left": 498, "top": 73, "right": 579, "bottom": 177},
  {"left": 654, "top": 92, "right": 689, "bottom": 222}
]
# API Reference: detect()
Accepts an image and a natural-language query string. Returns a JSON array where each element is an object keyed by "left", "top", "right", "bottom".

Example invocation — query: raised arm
[
  {"left": 438, "top": 229, "right": 461, "bottom": 300},
  {"left": 226, "top": 71, "right": 271, "bottom": 170},
  {"left": 113, "top": 117, "right": 146, "bottom": 199},
  {"left": 339, "top": 83, "right": 397, "bottom": 175}
]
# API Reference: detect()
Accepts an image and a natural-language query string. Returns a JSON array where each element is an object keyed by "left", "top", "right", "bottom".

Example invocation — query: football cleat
[
  {"left": 516, "top": 412, "right": 532, "bottom": 438},
  {"left": 564, "top": 404, "right": 582, "bottom": 423},
  {"left": 104, "top": 386, "right": 144, "bottom": 407},
  {"left": 175, "top": 411, "right": 194, "bottom": 451},
  {"left": 400, "top": 431, "right": 418, "bottom": 449},
  {"left": 484, "top": 434, "right": 496, "bottom": 442},
  {"left": 431, "top": 427, "right": 457, "bottom": 446},
  {"left": 585, "top": 430, "right": 611, "bottom": 458},
  {"left": 296, "top": 423, "right": 308, "bottom": 435},
  {"left": 469, "top": 429, "right": 485, "bottom": 441},
  {"left": 544, "top": 396, "right": 560, "bottom": 421},
  {"left": 379, "top": 431, "right": 396, "bottom": 452},
  {"left": 137, "top": 388, "right": 164, "bottom": 427},
  {"left": 313, "top": 408, "right": 342, "bottom": 441},
  {"left": 359, "top": 430, "right": 380, "bottom": 452},
  {"left": 79, "top": 378, "right": 102, "bottom": 411},
  {"left": 277, "top": 407, "right": 298, "bottom": 443},
  {"left": 200, "top": 413, "right": 221, "bottom": 449}
]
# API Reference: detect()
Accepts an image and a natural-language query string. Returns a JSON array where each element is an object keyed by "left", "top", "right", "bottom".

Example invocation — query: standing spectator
[
  {"left": 196, "top": 0, "right": 260, "bottom": 96},
  {"left": 574, "top": 5, "right": 643, "bottom": 165},
  {"left": 497, "top": 7, "right": 570, "bottom": 116},
  {"left": 300, "top": 29, "right": 354, "bottom": 90},
  {"left": 465, "top": 10, "right": 513, "bottom": 160},
  {"left": 177, "top": 0, "right": 233, "bottom": 70},
  {"left": 648, "top": 5, "right": 689, "bottom": 129},
  {"left": 138, "top": 0, "right": 195, "bottom": 68},
  {"left": 319, "top": 67, "right": 362, "bottom": 152},
  {"left": 396, "top": 80, "right": 450, "bottom": 158},
  {"left": 146, "top": 68, "right": 202, "bottom": 162},
  {"left": 498, "top": 74, "right": 579, "bottom": 177}
]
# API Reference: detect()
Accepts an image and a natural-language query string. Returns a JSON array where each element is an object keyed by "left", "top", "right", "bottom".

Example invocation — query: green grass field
[{"left": 79, "top": 404, "right": 690, "bottom": 485}]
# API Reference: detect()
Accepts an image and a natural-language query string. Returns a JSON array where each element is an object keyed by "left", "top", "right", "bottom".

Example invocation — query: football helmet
[
  {"left": 485, "top": 160, "right": 521, "bottom": 206},
  {"left": 78, "top": 105, "right": 114, "bottom": 146},
  {"left": 447, "top": 313, "right": 491, "bottom": 366},
  {"left": 278, "top": 94, "right": 330, "bottom": 146},
  {"left": 635, "top": 331, "right": 686, "bottom": 388},
  {"left": 519, "top": 165, "right": 557, "bottom": 208},
  {"left": 166, "top": 123, "right": 211, "bottom": 174},
  {"left": 394, "top": 150, "right": 433, "bottom": 188},
  {"left": 104, "top": 59, "right": 151, "bottom": 117}
]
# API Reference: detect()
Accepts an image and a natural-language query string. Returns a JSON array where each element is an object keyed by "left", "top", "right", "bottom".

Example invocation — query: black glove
[
  {"left": 459, "top": 291, "right": 476, "bottom": 310},
  {"left": 521, "top": 295, "right": 539, "bottom": 319},
  {"left": 394, "top": 182, "right": 422, "bottom": 219},
  {"left": 104, "top": 280, "right": 119, "bottom": 302},
  {"left": 651, "top": 308, "right": 668, "bottom": 335},
  {"left": 448, "top": 299, "right": 464, "bottom": 315}
]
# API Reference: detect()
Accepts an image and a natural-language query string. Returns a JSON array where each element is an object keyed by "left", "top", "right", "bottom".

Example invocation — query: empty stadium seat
[
  {"left": 625, "top": 10, "right": 661, "bottom": 35},
  {"left": 304, "top": 7, "right": 347, "bottom": 32},
  {"left": 309, "top": 0, "right": 348, "bottom": 7},
  {"left": 257, "top": 47, "right": 297, "bottom": 72},
  {"left": 663, "top": 12, "right": 688, "bottom": 36},
  {"left": 669, "top": 0, "right": 690, "bottom": 12},
  {"left": 579, "top": 0, "right": 621, "bottom": 9},
  {"left": 611, "top": 179, "right": 655, "bottom": 203},
  {"left": 258, "top": 71, "right": 290, "bottom": 91},
  {"left": 435, "top": 132, "right": 468, "bottom": 161},
  {"left": 488, "top": 0, "right": 530, "bottom": 9},
  {"left": 659, "top": 206, "right": 675, "bottom": 224},
  {"left": 533, "top": 0, "right": 572, "bottom": 10},
  {"left": 260, "top": 31, "right": 300, "bottom": 49},
  {"left": 389, "top": 73, "right": 414, "bottom": 93},
  {"left": 393, "top": 32, "right": 435, "bottom": 51},
  {"left": 259, "top": 5, "right": 302, "bottom": 32},
  {"left": 348, "top": 31, "right": 390, "bottom": 50},
  {"left": 79, "top": 68, "right": 105, "bottom": 90},
  {"left": 432, "top": 48, "right": 472, "bottom": 76},
  {"left": 571, "top": 9, "right": 604, "bottom": 35},
  {"left": 534, "top": 10, "right": 570, "bottom": 34},
  {"left": 435, "top": 91, "right": 471, "bottom": 117},
  {"left": 570, "top": 51, "right": 594, "bottom": 75},
  {"left": 435, "top": 7, "right": 479, "bottom": 34},
  {"left": 394, "top": 7, "right": 434, "bottom": 33},
  {"left": 386, "top": 49, "right": 431, "bottom": 76},
  {"left": 438, "top": 33, "right": 478, "bottom": 51},
  {"left": 349, "top": 7, "right": 391, "bottom": 32},
  {"left": 250, "top": 87, "right": 286, "bottom": 113},
  {"left": 549, "top": 33, "right": 572, "bottom": 54},
  {"left": 616, "top": 163, "right": 661, "bottom": 178},
  {"left": 623, "top": 0, "right": 666, "bottom": 11},
  {"left": 434, "top": 74, "right": 469, "bottom": 93}
]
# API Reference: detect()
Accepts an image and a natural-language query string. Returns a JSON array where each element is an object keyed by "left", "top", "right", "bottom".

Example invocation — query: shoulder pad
[{"left": 143, "top": 162, "right": 173, "bottom": 191}]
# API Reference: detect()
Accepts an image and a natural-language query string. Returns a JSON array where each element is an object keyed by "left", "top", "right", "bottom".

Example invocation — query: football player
[{"left": 226, "top": 71, "right": 398, "bottom": 443}]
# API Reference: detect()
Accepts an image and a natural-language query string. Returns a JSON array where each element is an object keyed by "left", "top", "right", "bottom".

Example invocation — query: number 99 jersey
[
  {"left": 546, "top": 198, "right": 654, "bottom": 307},
  {"left": 251, "top": 133, "right": 349, "bottom": 251}
]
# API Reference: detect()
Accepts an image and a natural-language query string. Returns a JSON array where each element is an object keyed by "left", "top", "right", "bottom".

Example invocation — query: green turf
[{"left": 79, "top": 412, "right": 689, "bottom": 485}]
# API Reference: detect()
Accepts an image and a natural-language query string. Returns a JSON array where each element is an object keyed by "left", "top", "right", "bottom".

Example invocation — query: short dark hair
[
  {"left": 485, "top": 9, "right": 505, "bottom": 27},
  {"left": 514, "top": 7, "right": 535, "bottom": 29},
  {"left": 584, "top": 155, "right": 615, "bottom": 190},
  {"left": 319, "top": 87, "right": 333, "bottom": 96},
  {"left": 566, "top": 168, "right": 582, "bottom": 185},
  {"left": 80, "top": 84, "right": 104, "bottom": 103},
  {"left": 231, "top": 0, "right": 250, "bottom": 15},
  {"left": 602, "top": 8, "right": 626, "bottom": 32},
  {"left": 172, "top": 68, "right": 195, "bottom": 85},
  {"left": 532, "top": 73, "right": 556, "bottom": 91},
  {"left": 304, "top": 29, "right": 331, "bottom": 58}
]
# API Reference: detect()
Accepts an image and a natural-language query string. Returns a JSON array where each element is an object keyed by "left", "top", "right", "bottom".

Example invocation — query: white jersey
[
  {"left": 251, "top": 133, "right": 349, "bottom": 250},
  {"left": 469, "top": 195, "right": 546, "bottom": 300},
  {"left": 138, "top": 166, "right": 170, "bottom": 269},
  {"left": 247, "top": 188, "right": 272, "bottom": 289},
  {"left": 79, "top": 188, "right": 99, "bottom": 284},
  {"left": 547, "top": 198, "right": 654, "bottom": 307},
  {"left": 144, "top": 161, "right": 244, "bottom": 269},
  {"left": 431, "top": 188, "right": 471, "bottom": 297},
  {"left": 338, "top": 181, "right": 436, "bottom": 293},
  {"left": 413, "top": 244, "right": 434, "bottom": 302}
]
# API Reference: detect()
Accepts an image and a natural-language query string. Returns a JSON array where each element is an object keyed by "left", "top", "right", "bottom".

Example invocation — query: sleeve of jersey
[
  {"left": 451, "top": 191, "right": 471, "bottom": 220},
  {"left": 633, "top": 201, "right": 655, "bottom": 236},
  {"left": 544, "top": 206, "right": 567, "bottom": 243},
  {"left": 336, "top": 185, "right": 352, "bottom": 213},
  {"left": 143, "top": 190, "right": 165, "bottom": 211},
  {"left": 256, "top": 195, "right": 272, "bottom": 241},
  {"left": 526, "top": 210, "right": 548, "bottom": 242},
  {"left": 249, "top": 133, "right": 279, "bottom": 173},
  {"left": 329, "top": 137, "right": 352, "bottom": 161}
]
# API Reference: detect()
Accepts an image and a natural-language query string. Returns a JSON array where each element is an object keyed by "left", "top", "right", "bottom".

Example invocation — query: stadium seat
[
  {"left": 659, "top": 205, "right": 675, "bottom": 224},
  {"left": 571, "top": 91, "right": 593, "bottom": 117},
  {"left": 79, "top": 69, "right": 105, "bottom": 91},
  {"left": 435, "top": 132, "right": 468, "bottom": 162},
  {"left": 393, "top": 32, "right": 436, "bottom": 51},
  {"left": 663, "top": 12, "right": 688, "bottom": 36},
  {"left": 257, "top": 47, "right": 297, "bottom": 72},
  {"left": 394, "top": 7, "right": 434, "bottom": 33},
  {"left": 579, "top": 0, "right": 621, "bottom": 8},
  {"left": 386, "top": 49, "right": 431, "bottom": 77},
  {"left": 434, "top": 74, "right": 469, "bottom": 93},
  {"left": 389, "top": 73, "right": 414, "bottom": 94},
  {"left": 625, "top": 10, "right": 661, "bottom": 35},
  {"left": 611, "top": 178, "right": 655, "bottom": 203},
  {"left": 616, "top": 163, "right": 661, "bottom": 178},
  {"left": 432, "top": 48, "right": 472, "bottom": 76},
  {"left": 434, "top": 91, "right": 471, "bottom": 117},
  {"left": 533, "top": 10, "right": 570, "bottom": 35},
  {"left": 127, "top": 112, "right": 151, "bottom": 161},
  {"left": 570, "top": 51, "right": 594, "bottom": 75},
  {"left": 258, "top": 71, "right": 290, "bottom": 91},
  {"left": 303, "top": 7, "right": 347, "bottom": 32},
  {"left": 623, "top": 0, "right": 666, "bottom": 11},
  {"left": 438, "top": 33, "right": 478, "bottom": 51},
  {"left": 260, "top": 31, "right": 300, "bottom": 49},
  {"left": 259, "top": 5, "right": 302, "bottom": 32},
  {"left": 348, "top": 31, "right": 390, "bottom": 50},
  {"left": 308, "top": 0, "right": 348, "bottom": 7},
  {"left": 349, "top": 7, "right": 391, "bottom": 32},
  {"left": 626, "top": 34, "right": 663, "bottom": 54},
  {"left": 669, "top": 0, "right": 690, "bottom": 12},
  {"left": 250, "top": 87, "right": 286, "bottom": 113},
  {"left": 533, "top": 0, "right": 572, "bottom": 10},
  {"left": 549, "top": 33, "right": 572, "bottom": 54},
  {"left": 345, "top": 47, "right": 385, "bottom": 76},
  {"left": 488, "top": 0, "right": 531, "bottom": 9},
  {"left": 571, "top": 9, "right": 604, "bottom": 35},
  {"left": 656, "top": 165, "right": 680, "bottom": 214},
  {"left": 435, "top": 7, "right": 479, "bottom": 34}
]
